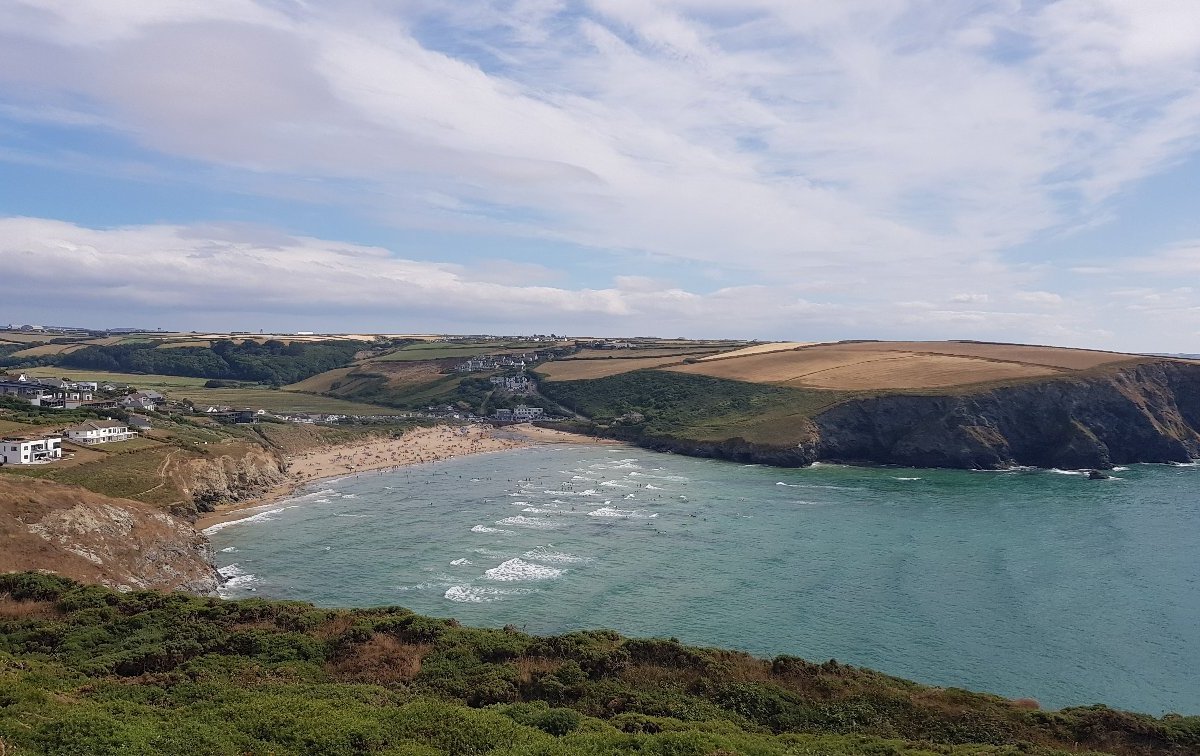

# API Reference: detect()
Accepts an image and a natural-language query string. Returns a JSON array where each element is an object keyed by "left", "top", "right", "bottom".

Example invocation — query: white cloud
[{"left": 0, "top": 3, "right": 1199, "bottom": 349}]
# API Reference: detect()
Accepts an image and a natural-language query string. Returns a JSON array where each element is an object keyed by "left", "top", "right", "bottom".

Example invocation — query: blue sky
[{"left": 1, "top": 0, "right": 1199, "bottom": 350}]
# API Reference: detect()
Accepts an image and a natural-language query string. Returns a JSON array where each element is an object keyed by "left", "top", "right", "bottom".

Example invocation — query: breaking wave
[{"left": 484, "top": 558, "right": 563, "bottom": 581}]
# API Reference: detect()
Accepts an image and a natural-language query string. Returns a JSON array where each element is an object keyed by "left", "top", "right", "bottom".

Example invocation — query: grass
[
  {"left": 18, "top": 367, "right": 211, "bottom": 389},
  {"left": 1, "top": 573, "right": 1195, "bottom": 756},
  {"left": 16, "top": 367, "right": 407, "bottom": 414},
  {"left": 167, "top": 387, "right": 409, "bottom": 415},
  {"left": 371, "top": 341, "right": 537, "bottom": 362},
  {"left": 539, "top": 370, "right": 847, "bottom": 445},
  {"left": 5, "top": 443, "right": 181, "bottom": 505},
  {"left": 535, "top": 356, "right": 694, "bottom": 381}
]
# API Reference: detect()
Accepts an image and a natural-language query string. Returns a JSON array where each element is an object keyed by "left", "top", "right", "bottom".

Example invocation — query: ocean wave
[
  {"left": 775, "top": 482, "right": 863, "bottom": 491},
  {"left": 202, "top": 507, "right": 286, "bottom": 534},
  {"left": 219, "top": 546, "right": 237, "bottom": 553},
  {"left": 587, "top": 506, "right": 658, "bottom": 519},
  {"left": 444, "top": 585, "right": 534, "bottom": 603},
  {"left": 497, "top": 515, "right": 562, "bottom": 529},
  {"left": 471, "top": 524, "right": 512, "bottom": 534},
  {"left": 522, "top": 506, "right": 569, "bottom": 515},
  {"left": 450, "top": 558, "right": 473, "bottom": 566},
  {"left": 600, "top": 480, "right": 629, "bottom": 488},
  {"left": 544, "top": 489, "right": 599, "bottom": 496},
  {"left": 892, "top": 477, "right": 921, "bottom": 481},
  {"left": 217, "top": 564, "right": 257, "bottom": 595},
  {"left": 644, "top": 484, "right": 663, "bottom": 490},
  {"left": 629, "top": 472, "right": 689, "bottom": 481},
  {"left": 484, "top": 557, "right": 563, "bottom": 581},
  {"left": 1049, "top": 468, "right": 1087, "bottom": 476},
  {"left": 523, "top": 546, "right": 588, "bottom": 564},
  {"left": 333, "top": 513, "right": 372, "bottom": 518}
]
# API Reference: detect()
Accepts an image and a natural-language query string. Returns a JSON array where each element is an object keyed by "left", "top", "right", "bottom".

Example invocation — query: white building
[
  {"left": 0, "top": 435, "right": 62, "bottom": 465},
  {"left": 63, "top": 420, "right": 137, "bottom": 445},
  {"left": 512, "top": 405, "right": 545, "bottom": 421}
]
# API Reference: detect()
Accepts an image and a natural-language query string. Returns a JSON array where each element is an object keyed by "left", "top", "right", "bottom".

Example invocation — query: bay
[{"left": 208, "top": 444, "right": 1200, "bottom": 715}]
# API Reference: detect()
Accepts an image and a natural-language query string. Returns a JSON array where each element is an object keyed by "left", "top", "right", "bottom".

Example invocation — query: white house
[
  {"left": 63, "top": 420, "right": 137, "bottom": 445},
  {"left": 0, "top": 435, "right": 62, "bottom": 465}
]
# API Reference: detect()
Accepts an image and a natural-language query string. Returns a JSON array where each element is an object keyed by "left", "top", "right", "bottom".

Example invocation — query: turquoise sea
[{"left": 208, "top": 444, "right": 1200, "bottom": 715}]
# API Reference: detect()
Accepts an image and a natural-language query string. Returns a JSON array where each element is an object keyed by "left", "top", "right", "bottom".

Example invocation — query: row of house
[
  {"left": 455, "top": 352, "right": 550, "bottom": 373},
  {"left": 489, "top": 374, "right": 533, "bottom": 393}
]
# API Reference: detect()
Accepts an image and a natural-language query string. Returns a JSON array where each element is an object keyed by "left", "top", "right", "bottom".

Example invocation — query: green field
[
  {"left": 17, "top": 367, "right": 405, "bottom": 415},
  {"left": 168, "top": 387, "right": 408, "bottom": 415},
  {"left": 371, "top": 341, "right": 542, "bottom": 361}
]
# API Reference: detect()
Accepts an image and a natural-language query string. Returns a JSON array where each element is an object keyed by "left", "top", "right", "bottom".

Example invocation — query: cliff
[
  {"left": 172, "top": 443, "right": 289, "bottom": 514},
  {"left": 814, "top": 360, "right": 1200, "bottom": 469},
  {"left": 608, "top": 360, "right": 1200, "bottom": 470},
  {"left": 0, "top": 476, "right": 220, "bottom": 594}
]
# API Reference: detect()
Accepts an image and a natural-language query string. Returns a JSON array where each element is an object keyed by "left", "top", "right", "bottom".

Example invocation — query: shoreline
[{"left": 195, "top": 423, "right": 615, "bottom": 531}]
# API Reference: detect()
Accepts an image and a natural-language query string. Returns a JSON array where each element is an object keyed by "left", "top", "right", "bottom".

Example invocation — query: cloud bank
[{"left": 0, "top": 1, "right": 1198, "bottom": 348}]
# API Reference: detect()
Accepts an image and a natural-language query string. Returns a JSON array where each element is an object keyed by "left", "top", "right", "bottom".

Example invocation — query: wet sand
[{"left": 196, "top": 423, "right": 610, "bottom": 530}]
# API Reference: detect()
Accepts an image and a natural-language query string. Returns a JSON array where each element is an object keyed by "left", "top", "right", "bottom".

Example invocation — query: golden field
[{"left": 663, "top": 341, "right": 1144, "bottom": 391}]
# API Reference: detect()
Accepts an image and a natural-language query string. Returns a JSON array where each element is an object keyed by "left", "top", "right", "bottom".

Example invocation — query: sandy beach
[{"left": 195, "top": 423, "right": 610, "bottom": 530}]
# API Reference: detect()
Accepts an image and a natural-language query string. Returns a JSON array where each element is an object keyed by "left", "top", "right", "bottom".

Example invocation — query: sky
[{"left": 1, "top": 0, "right": 1199, "bottom": 350}]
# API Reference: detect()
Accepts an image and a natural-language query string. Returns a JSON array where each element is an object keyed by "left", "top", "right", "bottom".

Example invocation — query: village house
[
  {"left": 0, "top": 434, "right": 62, "bottom": 465},
  {"left": 63, "top": 420, "right": 137, "bottom": 445},
  {"left": 119, "top": 391, "right": 162, "bottom": 411},
  {"left": 127, "top": 415, "right": 153, "bottom": 432}
]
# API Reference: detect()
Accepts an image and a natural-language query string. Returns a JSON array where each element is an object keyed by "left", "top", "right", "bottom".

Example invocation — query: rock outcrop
[
  {"left": 616, "top": 360, "right": 1200, "bottom": 470},
  {"left": 813, "top": 360, "right": 1200, "bottom": 469},
  {"left": 0, "top": 476, "right": 220, "bottom": 594},
  {"left": 173, "top": 445, "right": 288, "bottom": 514}
]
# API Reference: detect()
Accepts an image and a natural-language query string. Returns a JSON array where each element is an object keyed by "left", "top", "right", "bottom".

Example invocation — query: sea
[{"left": 207, "top": 443, "right": 1200, "bottom": 715}]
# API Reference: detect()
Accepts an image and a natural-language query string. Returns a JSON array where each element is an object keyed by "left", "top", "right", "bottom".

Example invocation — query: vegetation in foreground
[{"left": 1, "top": 573, "right": 1196, "bottom": 756}]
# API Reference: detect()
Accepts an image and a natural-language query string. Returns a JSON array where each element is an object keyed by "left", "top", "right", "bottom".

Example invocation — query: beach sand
[{"left": 196, "top": 423, "right": 610, "bottom": 530}]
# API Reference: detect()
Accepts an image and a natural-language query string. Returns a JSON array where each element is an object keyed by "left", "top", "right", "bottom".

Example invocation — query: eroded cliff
[
  {"left": 0, "top": 476, "right": 221, "bottom": 594},
  {"left": 814, "top": 360, "right": 1200, "bottom": 468}
]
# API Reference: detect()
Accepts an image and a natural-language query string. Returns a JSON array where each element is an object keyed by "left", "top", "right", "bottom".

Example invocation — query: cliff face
[
  {"left": 813, "top": 360, "right": 1200, "bottom": 469},
  {"left": 173, "top": 445, "right": 288, "bottom": 514},
  {"left": 0, "top": 476, "right": 220, "bottom": 594}
]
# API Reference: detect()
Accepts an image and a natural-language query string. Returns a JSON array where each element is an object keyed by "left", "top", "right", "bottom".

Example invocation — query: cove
[{"left": 209, "top": 443, "right": 1200, "bottom": 715}]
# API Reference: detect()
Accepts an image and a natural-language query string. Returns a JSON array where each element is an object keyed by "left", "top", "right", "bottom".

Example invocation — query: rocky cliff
[
  {"left": 0, "top": 476, "right": 221, "bottom": 594},
  {"left": 172, "top": 444, "right": 289, "bottom": 514},
  {"left": 814, "top": 360, "right": 1200, "bottom": 469},
  {"left": 626, "top": 360, "right": 1200, "bottom": 469}
]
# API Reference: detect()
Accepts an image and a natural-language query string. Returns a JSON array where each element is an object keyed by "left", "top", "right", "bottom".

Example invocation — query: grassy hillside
[
  {"left": 1, "top": 573, "right": 1196, "bottom": 756},
  {"left": 538, "top": 371, "right": 845, "bottom": 445}
]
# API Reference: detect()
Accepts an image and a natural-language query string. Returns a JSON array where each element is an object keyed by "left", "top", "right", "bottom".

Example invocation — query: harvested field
[
  {"left": 697, "top": 342, "right": 817, "bottom": 361},
  {"left": 537, "top": 355, "right": 689, "bottom": 381},
  {"left": 663, "top": 341, "right": 1144, "bottom": 391},
  {"left": 156, "top": 340, "right": 212, "bottom": 349},
  {"left": 9, "top": 343, "right": 88, "bottom": 357},
  {"left": 564, "top": 347, "right": 723, "bottom": 360},
  {"left": 783, "top": 354, "right": 1058, "bottom": 390},
  {"left": 832, "top": 341, "right": 1135, "bottom": 370}
]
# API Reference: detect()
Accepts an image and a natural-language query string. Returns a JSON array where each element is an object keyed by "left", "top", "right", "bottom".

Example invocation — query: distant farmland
[{"left": 665, "top": 341, "right": 1143, "bottom": 391}]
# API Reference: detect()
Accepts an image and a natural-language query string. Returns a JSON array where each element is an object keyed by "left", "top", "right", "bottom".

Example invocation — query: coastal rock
[
  {"left": 0, "top": 476, "right": 221, "bottom": 594},
  {"left": 813, "top": 361, "right": 1200, "bottom": 469},
  {"left": 176, "top": 445, "right": 288, "bottom": 513}
]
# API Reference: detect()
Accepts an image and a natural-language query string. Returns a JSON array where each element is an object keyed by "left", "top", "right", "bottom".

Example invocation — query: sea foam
[
  {"left": 497, "top": 515, "right": 562, "bottom": 529},
  {"left": 484, "top": 558, "right": 563, "bottom": 581},
  {"left": 587, "top": 506, "right": 658, "bottom": 519}
]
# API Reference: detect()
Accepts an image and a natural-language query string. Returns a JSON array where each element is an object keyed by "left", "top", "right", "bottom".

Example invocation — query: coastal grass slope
[{"left": 1, "top": 573, "right": 1197, "bottom": 756}]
